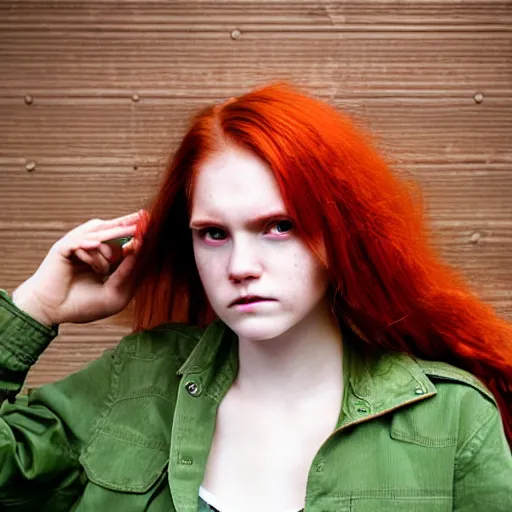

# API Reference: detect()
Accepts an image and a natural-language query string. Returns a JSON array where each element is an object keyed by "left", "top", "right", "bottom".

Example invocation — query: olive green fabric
[
  {"left": 198, "top": 497, "right": 215, "bottom": 512},
  {"left": 0, "top": 289, "right": 511, "bottom": 511}
]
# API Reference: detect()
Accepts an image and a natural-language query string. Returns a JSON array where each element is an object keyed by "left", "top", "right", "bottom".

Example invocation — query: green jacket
[{"left": 0, "top": 289, "right": 511, "bottom": 511}]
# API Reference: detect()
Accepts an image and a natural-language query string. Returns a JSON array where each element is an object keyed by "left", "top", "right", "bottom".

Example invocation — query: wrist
[
  {"left": 0, "top": 289, "right": 58, "bottom": 374},
  {"left": 11, "top": 289, "right": 56, "bottom": 328}
]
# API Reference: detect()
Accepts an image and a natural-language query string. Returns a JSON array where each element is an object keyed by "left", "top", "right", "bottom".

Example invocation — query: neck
[{"left": 234, "top": 299, "right": 343, "bottom": 402}]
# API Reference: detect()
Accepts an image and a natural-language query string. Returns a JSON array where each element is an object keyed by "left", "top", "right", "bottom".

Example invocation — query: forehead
[{"left": 190, "top": 147, "right": 286, "bottom": 221}]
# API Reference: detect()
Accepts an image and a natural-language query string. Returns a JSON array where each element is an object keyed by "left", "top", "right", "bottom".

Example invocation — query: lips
[{"left": 229, "top": 295, "right": 274, "bottom": 307}]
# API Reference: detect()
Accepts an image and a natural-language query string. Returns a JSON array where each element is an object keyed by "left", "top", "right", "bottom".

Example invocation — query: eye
[
  {"left": 201, "top": 227, "right": 227, "bottom": 242},
  {"left": 267, "top": 220, "right": 293, "bottom": 236}
]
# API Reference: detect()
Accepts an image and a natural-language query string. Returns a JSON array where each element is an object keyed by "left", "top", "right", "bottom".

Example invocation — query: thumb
[{"left": 105, "top": 251, "right": 138, "bottom": 295}]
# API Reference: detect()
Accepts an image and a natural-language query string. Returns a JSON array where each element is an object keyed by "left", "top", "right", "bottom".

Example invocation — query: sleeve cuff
[{"left": 0, "top": 289, "right": 59, "bottom": 375}]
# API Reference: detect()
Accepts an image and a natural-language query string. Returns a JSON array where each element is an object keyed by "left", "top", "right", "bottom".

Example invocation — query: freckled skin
[{"left": 190, "top": 145, "right": 330, "bottom": 343}]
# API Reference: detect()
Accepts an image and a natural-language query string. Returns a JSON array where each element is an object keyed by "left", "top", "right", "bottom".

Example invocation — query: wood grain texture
[{"left": 0, "top": 0, "right": 510, "bottom": 387}]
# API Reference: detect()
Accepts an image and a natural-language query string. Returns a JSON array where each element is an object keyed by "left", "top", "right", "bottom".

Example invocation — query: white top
[{"left": 199, "top": 486, "right": 303, "bottom": 512}]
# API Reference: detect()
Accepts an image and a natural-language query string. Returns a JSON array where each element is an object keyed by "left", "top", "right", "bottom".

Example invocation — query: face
[{"left": 190, "top": 145, "right": 329, "bottom": 342}]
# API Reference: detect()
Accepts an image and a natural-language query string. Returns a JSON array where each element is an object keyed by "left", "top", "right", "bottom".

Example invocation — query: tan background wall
[{"left": 0, "top": 0, "right": 510, "bottom": 388}]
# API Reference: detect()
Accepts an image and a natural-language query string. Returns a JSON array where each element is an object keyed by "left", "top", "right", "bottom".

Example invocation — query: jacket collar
[
  {"left": 339, "top": 323, "right": 436, "bottom": 427},
  {"left": 177, "top": 319, "right": 437, "bottom": 419},
  {"left": 177, "top": 319, "right": 233, "bottom": 377}
]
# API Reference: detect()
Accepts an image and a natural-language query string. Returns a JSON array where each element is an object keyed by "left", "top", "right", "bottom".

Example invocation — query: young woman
[{"left": 0, "top": 83, "right": 510, "bottom": 512}]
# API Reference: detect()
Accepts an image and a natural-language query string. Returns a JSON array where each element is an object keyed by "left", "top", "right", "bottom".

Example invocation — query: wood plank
[
  {"left": 0, "top": 100, "right": 510, "bottom": 162},
  {"left": 0, "top": 34, "right": 509, "bottom": 96}
]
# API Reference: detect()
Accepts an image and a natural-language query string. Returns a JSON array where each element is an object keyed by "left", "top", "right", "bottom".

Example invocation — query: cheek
[
  {"left": 299, "top": 262, "right": 328, "bottom": 297},
  {"left": 279, "top": 246, "right": 328, "bottom": 297},
  {"left": 192, "top": 245, "right": 211, "bottom": 283},
  {"left": 193, "top": 244, "right": 225, "bottom": 294}
]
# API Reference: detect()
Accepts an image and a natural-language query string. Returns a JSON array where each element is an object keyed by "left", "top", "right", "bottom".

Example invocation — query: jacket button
[
  {"left": 185, "top": 381, "right": 200, "bottom": 396},
  {"left": 414, "top": 387, "right": 425, "bottom": 395}
]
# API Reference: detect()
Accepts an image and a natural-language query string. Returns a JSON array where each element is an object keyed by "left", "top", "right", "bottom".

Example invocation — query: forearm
[
  {"left": 0, "top": 288, "right": 115, "bottom": 503},
  {"left": 0, "top": 289, "right": 58, "bottom": 404}
]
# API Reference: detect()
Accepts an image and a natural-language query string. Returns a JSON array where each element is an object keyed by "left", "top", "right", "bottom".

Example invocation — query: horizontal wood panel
[
  {"left": 0, "top": 34, "right": 509, "bottom": 96},
  {"left": 0, "top": 101, "right": 511, "bottom": 162},
  {"left": 1, "top": 0, "right": 510, "bottom": 28}
]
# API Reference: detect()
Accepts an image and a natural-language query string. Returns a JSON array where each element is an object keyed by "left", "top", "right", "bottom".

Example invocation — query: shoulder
[
  {"left": 390, "top": 354, "right": 502, "bottom": 451},
  {"left": 417, "top": 357, "right": 501, "bottom": 439},
  {"left": 89, "top": 323, "right": 206, "bottom": 415},
  {"left": 114, "top": 322, "right": 204, "bottom": 368},
  {"left": 414, "top": 357, "right": 496, "bottom": 405},
  {"left": 411, "top": 357, "right": 510, "bottom": 473}
]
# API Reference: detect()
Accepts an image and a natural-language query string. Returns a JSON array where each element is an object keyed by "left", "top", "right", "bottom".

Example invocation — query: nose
[{"left": 227, "top": 236, "right": 262, "bottom": 283}]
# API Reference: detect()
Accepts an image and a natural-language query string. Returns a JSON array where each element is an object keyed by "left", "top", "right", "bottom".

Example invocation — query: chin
[{"left": 222, "top": 315, "right": 294, "bottom": 342}]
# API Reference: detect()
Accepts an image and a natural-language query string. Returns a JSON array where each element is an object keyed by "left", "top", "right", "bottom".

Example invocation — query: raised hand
[{"left": 11, "top": 211, "right": 148, "bottom": 326}]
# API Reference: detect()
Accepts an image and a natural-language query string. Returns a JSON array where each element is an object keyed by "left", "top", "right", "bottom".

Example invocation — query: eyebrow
[{"left": 189, "top": 210, "right": 290, "bottom": 230}]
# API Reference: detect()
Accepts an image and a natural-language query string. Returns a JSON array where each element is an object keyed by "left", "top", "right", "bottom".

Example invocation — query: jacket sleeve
[
  {"left": 453, "top": 389, "right": 512, "bottom": 511},
  {"left": 0, "top": 289, "right": 116, "bottom": 511}
]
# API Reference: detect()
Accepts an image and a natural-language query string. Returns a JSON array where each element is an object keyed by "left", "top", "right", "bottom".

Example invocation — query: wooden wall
[{"left": 0, "top": 0, "right": 510, "bottom": 388}]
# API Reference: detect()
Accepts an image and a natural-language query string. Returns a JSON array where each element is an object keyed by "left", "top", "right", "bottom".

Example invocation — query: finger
[
  {"left": 103, "top": 210, "right": 145, "bottom": 228},
  {"left": 97, "top": 242, "right": 126, "bottom": 273},
  {"left": 70, "top": 210, "right": 145, "bottom": 237},
  {"left": 89, "top": 249, "right": 111, "bottom": 275},
  {"left": 81, "top": 239, "right": 102, "bottom": 249},
  {"left": 86, "top": 224, "right": 138, "bottom": 242},
  {"left": 56, "top": 237, "right": 101, "bottom": 258},
  {"left": 62, "top": 239, "right": 116, "bottom": 269},
  {"left": 95, "top": 242, "right": 114, "bottom": 262},
  {"left": 120, "top": 237, "right": 140, "bottom": 256},
  {"left": 69, "top": 218, "right": 104, "bottom": 237},
  {"left": 105, "top": 251, "right": 137, "bottom": 292},
  {"left": 74, "top": 248, "right": 111, "bottom": 275},
  {"left": 86, "top": 211, "right": 145, "bottom": 234},
  {"left": 74, "top": 248, "right": 98, "bottom": 270}
]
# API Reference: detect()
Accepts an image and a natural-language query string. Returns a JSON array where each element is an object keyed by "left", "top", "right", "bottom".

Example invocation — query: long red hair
[{"left": 129, "top": 82, "right": 512, "bottom": 444}]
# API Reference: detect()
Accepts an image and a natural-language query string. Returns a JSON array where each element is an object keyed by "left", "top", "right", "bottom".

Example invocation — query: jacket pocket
[
  {"left": 80, "top": 430, "right": 169, "bottom": 493},
  {"left": 75, "top": 431, "right": 171, "bottom": 511},
  {"left": 79, "top": 383, "right": 174, "bottom": 494}
]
